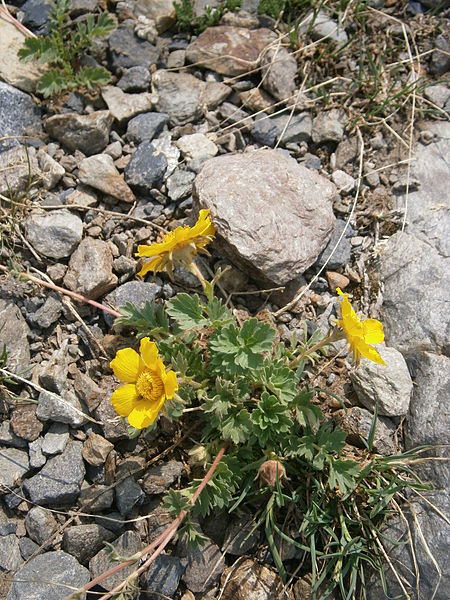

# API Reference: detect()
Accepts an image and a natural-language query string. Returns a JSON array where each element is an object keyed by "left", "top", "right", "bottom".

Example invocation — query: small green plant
[
  {"left": 18, "top": 0, "right": 115, "bottom": 98},
  {"left": 105, "top": 211, "right": 427, "bottom": 599},
  {"left": 174, "top": 0, "right": 241, "bottom": 34}
]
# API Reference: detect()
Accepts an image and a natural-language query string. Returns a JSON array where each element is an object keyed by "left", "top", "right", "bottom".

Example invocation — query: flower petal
[
  {"left": 110, "top": 348, "right": 142, "bottom": 383},
  {"left": 163, "top": 370, "right": 178, "bottom": 399},
  {"left": 128, "top": 397, "right": 165, "bottom": 429},
  {"left": 139, "top": 337, "right": 159, "bottom": 368},
  {"left": 355, "top": 340, "right": 386, "bottom": 365},
  {"left": 110, "top": 384, "right": 138, "bottom": 416},
  {"left": 363, "top": 318, "right": 384, "bottom": 344}
]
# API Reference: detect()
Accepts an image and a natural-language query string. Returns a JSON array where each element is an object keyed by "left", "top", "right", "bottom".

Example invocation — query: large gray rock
[
  {"left": 23, "top": 441, "right": 85, "bottom": 505},
  {"left": 89, "top": 530, "right": 142, "bottom": 591},
  {"left": 63, "top": 237, "right": 118, "bottom": 299},
  {"left": 102, "top": 280, "right": 163, "bottom": 327},
  {"left": 6, "top": 551, "right": 90, "bottom": 600},
  {"left": 193, "top": 149, "right": 336, "bottom": 285},
  {"left": 0, "top": 20, "right": 44, "bottom": 93},
  {"left": 366, "top": 491, "right": 450, "bottom": 600},
  {"left": 380, "top": 231, "right": 449, "bottom": 355},
  {"left": 186, "top": 26, "right": 277, "bottom": 76},
  {"left": 0, "top": 300, "right": 31, "bottom": 374},
  {"left": 405, "top": 352, "right": 450, "bottom": 487},
  {"left": 25, "top": 209, "right": 83, "bottom": 259},
  {"left": 78, "top": 153, "right": 135, "bottom": 203},
  {"left": 151, "top": 70, "right": 230, "bottom": 125},
  {"left": 350, "top": 345, "right": 413, "bottom": 416},
  {"left": 45, "top": 111, "right": 114, "bottom": 155},
  {"left": 0, "top": 82, "right": 42, "bottom": 153}
]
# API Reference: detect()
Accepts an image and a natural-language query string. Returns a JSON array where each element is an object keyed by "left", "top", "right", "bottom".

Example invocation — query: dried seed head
[{"left": 257, "top": 459, "right": 286, "bottom": 488}]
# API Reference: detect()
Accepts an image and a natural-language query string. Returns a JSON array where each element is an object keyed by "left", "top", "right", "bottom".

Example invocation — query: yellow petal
[
  {"left": 110, "top": 384, "right": 138, "bottom": 416},
  {"left": 355, "top": 340, "right": 386, "bottom": 365},
  {"left": 363, "top": 318, "right": 384, "bottom": 344},
  {"left": 128, "top": 397, "right": 165, "bottom": 429},
  {"left": 138, "top": 257, "right": 163, "bottom": 277},
  {"left": 140, "top": 337, "right": 159, "bottom": 368},
  {"left": 163, "top": 370, "right": 178, "bottom": 399},
  {"left": 110, "top": 348, "right": 142, "bottom": 383}
]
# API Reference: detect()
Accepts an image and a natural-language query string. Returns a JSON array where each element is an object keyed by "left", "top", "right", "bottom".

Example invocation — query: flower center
[{"left": 135, "top": 370, "right": 164, "bottom": 402}]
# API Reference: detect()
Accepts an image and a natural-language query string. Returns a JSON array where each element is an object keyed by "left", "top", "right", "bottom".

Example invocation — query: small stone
[
  {"left": 115, "top": 477, "right": 145, "bottom": 517},
  {"left": 0, "top": 24, "right": 44, "bottom": 94},
  {"left": 0, "top": 448, "right": 30, "bottom": 492},
  {"left": 176, "top": 133, "right": 218, "bottom": 172},
  {"left": 78, "top": 483, "right": 114, "bottom": 513},
  {"left": 261, "top": 46, "right": 297, "bottom": 102},
  {"left": 23, "top": 441, "right": 85, "bottom": 506},
  {"left": 220, "top": 558, "right": 291, "bottom": 600},
  {"left": 89, "top": 530, "right": 142, "bottom": 591},
  {"left": 181, "top": 538, "right": 225, "bottom": 593},
  {"left": 250, "top": 118, "right": 279, "bottom": 147},
  {"left": 316, "top": 220, "right": 354, "bottom": 271},
  {"left": 37, "top": 149, "right": 65, "bottom": 190},
  {"left": 62, "top": 524, "right": 115, "bottom": 565},
  {"left": 5, "top": 551, "right": 90, "bottom": 600},
  {"left": 331, "top": 169, "right": 355, "bottom": 193},
  {"left": 37, "top": 389, "right": 87, "bottom": 427},
  {"left": 78, "top": 153, "right": 135, "bottom": 203},
  {"left": 28, "top": 438, "right": 46, "bottom": 469},
  {"left": 24, "top": 506, "right": 57, "bottom": 546},
  {"left": 0, "top": 505, "right": 17, "bottom": 535},
  {"left": 25, "top": 209, "right": 83, "bottom": 259},
  {"left": 423, "top": 83, "right": 450, "bottom": 108},
  {"left": 104, "top": 141, "right": 122, "bottom": 160},
  {"left": 117, "top": 66, "right": 151, "bottom": 92},
  {"left": 326, "top": 271, "right": 349, "bottom": 292},
  {"left": 125, "top": 141, "right": 168, "bottom": 193},
  {"left": 239, "top": 87, "right": 276, "bottom": 113},
  {"left": 142, "top": 460, "right": 185, "bottom": 495},
  {"left": 41, "top": 422, "right": 70, "bottom": 456},
  {"left": 299, "top": 9, "right": 348, "bottom": 45},
  {"left": 0, "top": 83, "right": 42, "bottom": 154},
  {"left": 82, "top": 432, "right": 114, "bottom": 467},
  {"left": 38, "top": 340, "right": 70, "bottom": 394},
  {"left": 45, "top": 111, "right": 114, "bottom": 155},
  {"left": 0, "top": 145, "right": 39, "bottom": 197},
  {"left": 102, "top": 86, "right": 153, "bottom": 123},
  {"left": 0, "top": 534, "right": 23, "bottom": 572},
  {"left": 350, "top": 346, "right": 413, "bottom": 416},
  {"left": 126, "top": 112, "right": 169, "bottom": 145},
  {"left": 166, "top": 169, "right": 195, "bottom": 201},
  {"left": 18, "top": 536, "right": 39, "bottom": 560},
  {"left": 135, "top": 0, "right": 176, "bottom": 33},
  {"left": 167, "top": 49, "right": 185, "bottom": 68},
  {"left": 222, "top": 515, "right": 261, "bottom": 555},
  {"left": 0, "top": 300, "right": 31, "bottom": 374},
  {"left": 109, "top": 24, "right": 159, "bottom": 71},
  {"left": 63, "top": 237, "right": 118, "bottom": 300},
  {"left": 146, "top": 554, "right": 185, "bottom": 598},
  {"left": 65, "top": 186, "right": 98, "bottom": 208},
  {"left": 93, "top": 395, "right": 129, "bottom": 442},
  {"left": 31, "top": 294, "right": 62, "bottom": 329},
  {"left": 312, "top": 109, "right": 345, "bottom": 144},
  {"left": 272, "top": 112, "right": 313, "bottom": 145},
  {"left": 103, "top": 280, "right": 163, "bottom": 327},
  {"left": 0, "top": 420, "right": 27, "bottom": 448}
]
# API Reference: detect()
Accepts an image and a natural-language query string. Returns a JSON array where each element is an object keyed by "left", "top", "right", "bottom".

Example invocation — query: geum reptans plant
[{"left": 110, "top": 210, "right": 427, "bottom": 599}]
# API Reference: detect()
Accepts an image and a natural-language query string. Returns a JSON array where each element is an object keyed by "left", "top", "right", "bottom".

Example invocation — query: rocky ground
[{"left": 0, "top": 0, "right": 449, "bottom": 599}]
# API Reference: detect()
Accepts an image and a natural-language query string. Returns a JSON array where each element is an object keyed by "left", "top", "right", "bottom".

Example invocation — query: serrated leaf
[
  {"left": 328, "top": 458, "right": 361, "bottom": 495},
  {"left": 75, "top": 66, "right": 111, "bottom": 90},
  {"left": 166, "top": 293, "right": 208, "bottom": 330},
  {"left": 204, "top": 296, "right": 233, "bottom": 327},
  {"left": 256, "top": 360, "right": 298, "bottom": 403},
  {"left": 251, "top": 391, "right": 291, "bottom": 447},
  {"left": 293, "top": 388, "right": 323, "bottom": 430},
  {"left": 115, "top": 301, "right": 169, "bottom": 339},
  {"left": 37, "top": 69, "right": 71, "bottom": 97},
  {"left": 221, "top": 409, "right": 252, "bottom": 444}
]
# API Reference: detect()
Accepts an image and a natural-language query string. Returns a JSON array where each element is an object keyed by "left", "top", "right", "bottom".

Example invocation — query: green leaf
[
  {"left": 293, "top": 388, "right": 323, "bottom": 430},
  {"left": 74, "top": 66, "right": 111, "bottom": 90},
  {"left": 115, "top": 301, "right": 169, "bottom": 340},
  {"left": 251, "top": 391, "right": 291, "bottom": 448},
  {"left": 209, "top": 319, "right": 274, "bottom": 376},
  {"left": 221, "top": 408, "right": 252, "bottom": 444},
  {"left": 36, "top": 69, "right": 71, "bottom": 97},
  {"left": 204, "top": 296, "right": 233, "bottom": 328},
  {"left": 255, "top": 360, "right": 298, "bottom": 403},
  {"left": 166, "top": 293, "right": 208, "bottom": 331},
  {"left": 328, "top": 458, "right": 361, "bottom": 495}
]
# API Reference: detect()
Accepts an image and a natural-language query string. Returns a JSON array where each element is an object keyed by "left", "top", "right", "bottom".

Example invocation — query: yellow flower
[
  {"left": 136, "top": 209, "right": 215, "bottom": 278},
  {"left": 336, "top": 288, "right": 386, "bottom": 366},
  {"left": 110, "top": 337, "right": 178, "bottom": 429}
]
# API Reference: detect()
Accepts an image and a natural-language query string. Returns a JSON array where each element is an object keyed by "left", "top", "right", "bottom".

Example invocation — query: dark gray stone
[
  {"left": 117, "top": 66, "right": 152, "bottom": 92},
  {"left": 25, "top": 209, "right": 83, "bottom": 260},
  {"left": 103, "top": 280, "right": 163, "bottom": 327},
  {"left": 0, "top": 421, "right": 28, "bottom": 448},
  {"left": 125, "top": 141, "right": 168, "bottom": 194},
  {"left": 142, "top": 460, "right": 185, "bottom": 495},
  {"left": 250, "top": 118, "right": 279, "bottom": 147},
  {"left": 6, "top": 550, "right": 90, "bottom": 600},
  {"left": 0, "top": 534, "right": 23, "bottom": 571},
  {"left": 0, "top": 505, "right": 17, "bottom": 535},
  {"left": 0, "top": 82, "right": 42, "bottom": 154},
  {"left": 30, "top": 294, "right": 63, "bottom": 329},
  {"left": 62, "top": 524, "right": 115, "bottom": 565},
  {"left": 89, "top": 530, "right": 142, "bottom": 591},
  {"left": 21, "top": 0, "right": 51, "bottom": 35},
  {"left": 0, "top": 447, "right": 30, "bottom": 492},
  {"left": 316, "top": 219, "right": 355, "bottom": 269},
  {"left": 222, "top": 515, "right": 261, "bottom": 555},
  {"left": 109, "top": 24, "right": 159, "bottom": 70},
  {"left": 146, "top": 554, "right": 185, "bottom": 598},
  {"left": 18, "top": 537, "right": 39, "bottom": 560},
  {"left": 23, "top": 441, "right": 85, "bottom": 506},
  {"left": 272, "top": 112, "right": 313, "bottom": 145},
  {"left": 0, "top": 300, "right": 31, "bottom": 374},
  {"left": 180, "top": 538, "right": 225, "bottom": 593},
  {"left": 126, "top": 112, "right": 169, "bottom": 145},
  {"left": 44, "top": 111, "right": 114, "bottom": 155},
  {"left": 115, "top": 477, "right": 145, "bottom": 516},
  {"left": 24, "top": 506, "right": 58, "bottom": 546}
]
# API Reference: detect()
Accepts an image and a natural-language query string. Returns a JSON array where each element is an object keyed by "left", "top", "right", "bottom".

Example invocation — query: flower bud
[{"left": 257, "top": 459, "right": 286, "bottom": 488}]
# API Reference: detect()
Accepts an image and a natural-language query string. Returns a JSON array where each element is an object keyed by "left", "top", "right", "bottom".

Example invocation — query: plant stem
[
  {"left": 188, "top": 261, "right": 207, "bottom": 291},
  {"left": 0, "top": 264, "right": 121, "bottom": 318},
  {"left": 66, "top": 441, "right": 229, "bottom": 600},
  {"left": 289, "top": 330, "right": 346, "bottom": 368}
]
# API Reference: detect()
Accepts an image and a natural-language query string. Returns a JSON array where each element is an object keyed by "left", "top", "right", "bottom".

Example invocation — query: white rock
[
  {"left": 176, "top": 133, "right": 218, "bottom": 173},
  {"left": 350, "top": 346, "right": 413, "bottom": 416}
]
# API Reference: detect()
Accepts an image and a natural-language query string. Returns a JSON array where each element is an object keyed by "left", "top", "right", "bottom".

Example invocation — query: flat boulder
[{"left": 193, "top": 149, "right": 336, "bottom": 285}]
